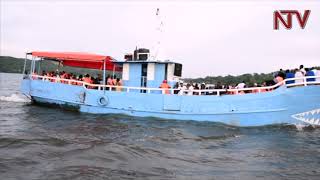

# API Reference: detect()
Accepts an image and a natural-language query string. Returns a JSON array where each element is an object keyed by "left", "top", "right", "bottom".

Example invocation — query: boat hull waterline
[{"left": 21, "top": 79, "right": 320, "bottom": 127}]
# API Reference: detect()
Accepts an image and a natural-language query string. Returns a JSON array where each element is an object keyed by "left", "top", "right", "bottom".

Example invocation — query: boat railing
[{"left": 28, "top": 75, "right": 320, "bottom": 96}]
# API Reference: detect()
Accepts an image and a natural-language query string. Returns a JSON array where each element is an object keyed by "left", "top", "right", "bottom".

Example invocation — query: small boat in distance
[{"left": 21, "top": 49, "right": 320, "bottom": 127}]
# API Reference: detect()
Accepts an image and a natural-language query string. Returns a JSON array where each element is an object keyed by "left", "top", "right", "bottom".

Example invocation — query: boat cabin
[
  {"left": 117, "top": 48, "right": 182, "bottom": 92},
  {"left": 118, "top": 61, "right": 182, "bottom": 92}
]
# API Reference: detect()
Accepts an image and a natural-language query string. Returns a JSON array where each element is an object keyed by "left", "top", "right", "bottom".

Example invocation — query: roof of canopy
[{"left": 30, "top": 51, "right": 121, "bottom": 71}]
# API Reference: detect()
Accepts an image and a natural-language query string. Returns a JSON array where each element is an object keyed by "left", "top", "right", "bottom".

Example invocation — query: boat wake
[{"left": 0, "top": 93, "right": 31, "bottom": 103}]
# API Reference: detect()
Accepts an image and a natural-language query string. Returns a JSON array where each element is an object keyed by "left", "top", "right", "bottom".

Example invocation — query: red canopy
[{"left": 31, "top": 51, "right": 121, "bottom": 71}]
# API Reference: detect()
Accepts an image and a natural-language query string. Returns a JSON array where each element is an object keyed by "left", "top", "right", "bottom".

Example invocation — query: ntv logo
[{"left": 273, "top": 10, "right": 311, "bottom": 30}]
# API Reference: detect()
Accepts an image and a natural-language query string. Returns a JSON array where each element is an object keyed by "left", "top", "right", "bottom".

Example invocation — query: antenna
[{"left": 152, "top": 8, "right": 164, "bottom": 61}]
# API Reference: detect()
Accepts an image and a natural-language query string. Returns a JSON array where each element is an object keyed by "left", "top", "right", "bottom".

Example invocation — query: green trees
[{"left": 184, "top": 73, "right": 274, "bottom": 86}]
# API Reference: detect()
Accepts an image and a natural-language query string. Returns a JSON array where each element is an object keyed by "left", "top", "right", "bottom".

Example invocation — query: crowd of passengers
[
  {"left": 164, "top": 65, "right": 320, "bottom": 95},
  {"left": 32, "top": 65, "right": 319, "bottom": 95},
  {"left": 33, "top": 70, "right": 123, "bottom": 91}
]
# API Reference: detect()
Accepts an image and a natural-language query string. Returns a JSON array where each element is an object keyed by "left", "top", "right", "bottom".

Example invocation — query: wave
[{"left": 0, "top": 93, "right": 31, "bottom": 103}]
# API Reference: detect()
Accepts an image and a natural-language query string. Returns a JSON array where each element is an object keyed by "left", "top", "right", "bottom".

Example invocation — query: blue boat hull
[{"left": 21, "top": 79, "right": 320, "bottom": 126}]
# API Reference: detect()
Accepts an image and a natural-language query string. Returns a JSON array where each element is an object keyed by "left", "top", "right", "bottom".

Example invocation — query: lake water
[{"left": 0, "top": 73, "right": 319, "bottom": 180}]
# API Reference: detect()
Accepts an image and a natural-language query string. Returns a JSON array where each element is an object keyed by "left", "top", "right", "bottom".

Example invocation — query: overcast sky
[{"left": 1, "top": 0, "right": 319, "bottom": 78}]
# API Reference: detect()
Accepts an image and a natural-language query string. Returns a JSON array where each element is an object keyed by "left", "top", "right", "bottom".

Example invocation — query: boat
[{"left": 20, "top": 49, "right": 320, "bottom": 127}]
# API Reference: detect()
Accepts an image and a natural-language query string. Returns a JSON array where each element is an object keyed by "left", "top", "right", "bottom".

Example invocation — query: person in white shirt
[
  {"left": 236, "top": 81, "right": 246, "bottom": 89},
  {"left": 314, "top": 67, "right": 320, "bottom": 82},
  {"left": 178, "top": 83, "right": 187, "bottom": 95},
  {"left": 294, "top": 68, "right": 304, "bottom": 84},
  {"left": 186, "top": 84, "right": 194, "bottom": 96}
]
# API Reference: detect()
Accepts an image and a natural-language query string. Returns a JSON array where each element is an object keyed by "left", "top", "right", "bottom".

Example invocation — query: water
[{"left": 0, "top": 73, "right": 319, "bottom": 180}]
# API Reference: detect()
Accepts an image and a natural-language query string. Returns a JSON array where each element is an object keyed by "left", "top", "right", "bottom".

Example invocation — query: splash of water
[{"left": 0, "top": 93, "right": 31, "bottom": 103}]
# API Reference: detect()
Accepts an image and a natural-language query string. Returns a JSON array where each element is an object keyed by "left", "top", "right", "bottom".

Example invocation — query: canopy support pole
[
  {"left": 38, "top": 58, "right": 41, "bottom": 74},
  {"left": 57, "top": 61, "right": 61, "bottom": 73},
  {"left": 103, "top": 59, "right": 106, "bottom": 94},
  {"left": 112, "top": 64, "right": 115, "bottom": 78},
  {"left": 23, "top": 53, "right": 27, "bottom": 74},
  {"left": 31, "top": 56, "right": 35, "bottom": 74}
]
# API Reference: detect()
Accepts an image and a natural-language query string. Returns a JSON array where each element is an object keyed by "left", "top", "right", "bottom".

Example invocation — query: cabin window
[{"left": 174, "top": 63, "right": 182, "bottom": 77}]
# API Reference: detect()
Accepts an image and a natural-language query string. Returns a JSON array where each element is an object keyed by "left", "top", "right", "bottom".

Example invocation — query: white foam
[
  {"left": 294, "top": 124, "right": 306, "bottom": 131},
  {"left": 0, "top": 93, "right": 31, "bottom": 103}
]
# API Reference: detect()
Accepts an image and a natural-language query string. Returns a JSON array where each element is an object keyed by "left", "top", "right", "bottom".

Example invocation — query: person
[
  {"left": 212, "top": 82, "right": 223, "bottom": 95},
  {"left": 299, "top": 65, "right": 306, "bottom": 75},
  {"left": 178, "top": 83, "right": 187, "bottom": 95},
  {"left": 275, "top": 74, "right": 284, "bottom": 85},
  {"left": 193, "top": 83, "right": 200, "bottom": 95},
  {"left": 159, "top": 80, "right": 171, "bottom": 94},
  {"left": 305, "top": 68, "right": 316, "bottom": 82},
  {"left": 112, "top": 75, "right": 117, "bottom": 86},
  {"left": 186, "top": 83, "right": 194, "bottom": 96},
  {"left": 107, "top": 75, "right": 113, "bottom": 85},
  {"left": 200, "top": 83, "right": 206, "bottom": 95},
  {"left": 251, "top": 83, "right": 259, "bottom": 93},
  {"left": 115, "top": 78, "right": 123, "bottom": 92},
  {"left": 55, "top": 72, "right": 61, "bottom": 83},
  {"left": 215, "top": 82, "right": 223, "bottom": 89},
  {"left": 96, "top": 74, "right": 103, "bottom": 84},
  {"left": 311, "top": 67, "right": 319, "bottom": 82},
  {"left": 285, "top": 69, "right": 295, "bottom": 84},
  {"left": 77, "top": 75, "right": 83, "bottom": 86},
  {"left": 90, "top": 77, "right": 96, "bottom": 89},
  {"left": 315, "top": 67, "right": 320, "bottom": 82},
  {"left": 107, "top": 75, "right": 114, "bottom": 90},
  {"left": 238, "top": 90, "right": 245, "bottom": 95},
  {"left": 70, "top": 75, "right": 78, "bottom": 85},
  {"left": 60, "top": 71, "right": 67, "bottom": 84},
  {"left": 294, "top": 68, "right": 304, "bottom": 84},
  {"left": 173, "top": 82, "right": 180, "bottom": 94},
  {"left": 47, "top": 71, "right": 54, "bottom": 82},
  {"left": 227, "top": 85, "right": 236, "bottom": 95},
  {"left": 277, "top": 69, "right": 286, "bottom": 79},
  {"left": 93, "top": 76, "right": 101, "bottom": 85},
  {"left": 260, "top": 82, "right": 268, "bottom": 92},
  {"left": 41, "top": 71, "right": 48, "bottom": 81},
  {"left": 31, "top": 71, "right": 38, "bottom": 80},
  {"left": 236, "top": 81, "right": 246, "bottom": 89},
  {"left": 82, "top": 74, "right": 93, "bottom": 88}
]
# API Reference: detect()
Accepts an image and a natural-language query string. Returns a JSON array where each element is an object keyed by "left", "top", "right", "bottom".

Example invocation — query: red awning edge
[{"left": 30, "top": 51, "right": 121, "bottom": 71}]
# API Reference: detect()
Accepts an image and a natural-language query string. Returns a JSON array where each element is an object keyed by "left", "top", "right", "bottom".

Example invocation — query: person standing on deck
[
  {"left": 235, "top": 81, "right": 246, "bottom": 94},
  {"left": 299, "top": 65, "right": 306, "bottom": 75},
  {"left": 236, "top": 81, "right": 246, "bottom": 89},
  {"left": 159, "top": 80, "right": 171, "bottom": 94},
  {"left": 178, "top": 83, "right": 187, "bottom": 95},
  {"left": 294, "top": 68, "right": 304, "bottom": 84},
  {"left": 186, "top": 83, "right": 194, "bottom": 96}
]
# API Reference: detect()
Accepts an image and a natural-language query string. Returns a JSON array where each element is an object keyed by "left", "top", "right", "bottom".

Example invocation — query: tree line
[{"left": 183, "top": 73, "right": 275, "bottom": 87}]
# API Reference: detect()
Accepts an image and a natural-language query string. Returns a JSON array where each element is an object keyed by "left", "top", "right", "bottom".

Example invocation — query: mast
[{"left": 152, "top": 8, "right": 164, "bottom": 61}]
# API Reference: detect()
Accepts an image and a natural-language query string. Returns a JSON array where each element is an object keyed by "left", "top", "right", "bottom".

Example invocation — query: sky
[{"left": 1, "top": 0, "right": 319, "bottom": 78}]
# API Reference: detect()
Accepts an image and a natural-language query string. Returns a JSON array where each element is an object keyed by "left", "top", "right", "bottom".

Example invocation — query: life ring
[{"left": 97, "top": 96, "right": 108, "bottom": 106}]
